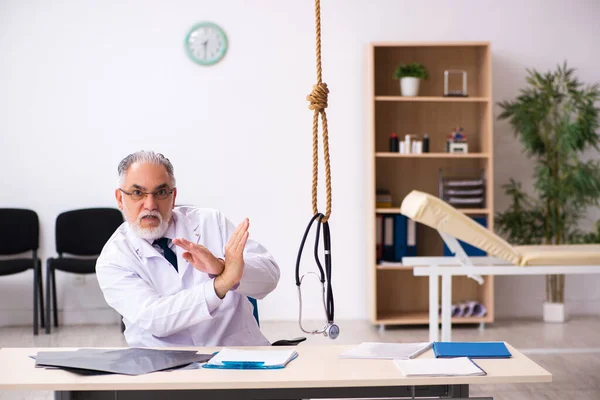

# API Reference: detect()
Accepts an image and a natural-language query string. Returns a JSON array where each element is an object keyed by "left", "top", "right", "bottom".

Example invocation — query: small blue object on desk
[
  {"left": 433, "top": 342, "right": 512, "bottom": 359},
  {"left": 202, "top": 348, "right": 298, "bottom": 370}
]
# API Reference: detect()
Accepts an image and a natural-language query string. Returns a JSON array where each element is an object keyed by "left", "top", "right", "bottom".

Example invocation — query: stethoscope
[{"left": 295, "top": 213, "right": 339, "bottom": 339}]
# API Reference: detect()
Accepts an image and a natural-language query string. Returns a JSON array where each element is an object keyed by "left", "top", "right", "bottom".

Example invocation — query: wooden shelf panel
[
  {"left": 376, "top": 208, "right": 490, "bottom": 215},
  {"left": 376, "top": 263, "right": 414, "bottom": 271},
  {"left": 375, "top": 310, "right": 492, "bottom": 325},
  {"left": 376, "top": 152, "right": 490, "bottom": 159},
  {"left": 372, "top": 41, "right": 491, "bottom": 47},
  {"left": 375, "top": 96, "right": 490, "bottom": 103}
]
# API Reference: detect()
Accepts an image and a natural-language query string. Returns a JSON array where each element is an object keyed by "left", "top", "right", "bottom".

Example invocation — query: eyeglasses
[{"left": 119, "top": 188, "right": 175, "bottom": 201}]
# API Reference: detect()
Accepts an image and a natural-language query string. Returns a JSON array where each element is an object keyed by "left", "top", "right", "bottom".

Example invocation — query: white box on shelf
[{"left": 448, "top": 142, "right": 468, "bottom": 153}]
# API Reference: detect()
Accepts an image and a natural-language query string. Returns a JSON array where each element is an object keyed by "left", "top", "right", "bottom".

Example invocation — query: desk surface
[{"left": 0, "top": 344, "right": 551, "bottom": 391}]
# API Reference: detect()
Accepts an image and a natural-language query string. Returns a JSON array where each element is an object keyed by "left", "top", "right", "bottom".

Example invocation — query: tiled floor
[{"left": 1, "top": 317, "right": 599, "bottom": 399}]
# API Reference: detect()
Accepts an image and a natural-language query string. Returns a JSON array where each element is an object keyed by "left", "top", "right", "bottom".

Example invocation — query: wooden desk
[{"left": 0, "top": 344, "right": 551, "bottom": 400}]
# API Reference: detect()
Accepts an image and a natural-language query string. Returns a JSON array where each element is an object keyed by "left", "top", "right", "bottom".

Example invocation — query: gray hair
[{"left": 117, "top": 151, "right": 176, "bottom": 187}]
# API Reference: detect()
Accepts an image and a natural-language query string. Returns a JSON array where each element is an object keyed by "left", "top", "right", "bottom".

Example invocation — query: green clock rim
[{"left": 184, "top": 22, "right": 228, "bottom": 66}]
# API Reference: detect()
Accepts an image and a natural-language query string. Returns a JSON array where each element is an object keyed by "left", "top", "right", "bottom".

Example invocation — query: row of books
[{"left": 376, "top": 214, "right": 417, "bottom": 263}]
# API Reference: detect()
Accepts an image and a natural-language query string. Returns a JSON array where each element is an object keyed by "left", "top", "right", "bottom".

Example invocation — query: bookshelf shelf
[
  {"left": 375, "top": 310, "right": 492, "bottom": 325},
  {"left": 375, "top": 152, "right": 490, "bottom": 159},
  {"left": 376, "top": 208, "right": 490, "bottom": 215},
  {"left": 367, "top": 42, "right": 495, "bottom": 327},
  {"left": 375, "top": 96, "right": 490, "bottom": 103}
]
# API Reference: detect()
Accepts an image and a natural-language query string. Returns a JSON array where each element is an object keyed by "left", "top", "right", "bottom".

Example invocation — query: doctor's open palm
[{"left": 222, "top": 218, "right": 250, "bottom": 286}]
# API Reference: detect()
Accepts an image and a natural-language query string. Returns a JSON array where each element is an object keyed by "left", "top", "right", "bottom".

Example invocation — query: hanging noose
[
  {"left": 306, "top": 0, "right": 332, "bottom": 222},
  {"left": 295, "top": 0, "right": 339, "bottom": 340}
]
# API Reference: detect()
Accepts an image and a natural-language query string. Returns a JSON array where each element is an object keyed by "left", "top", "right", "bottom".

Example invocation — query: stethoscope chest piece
[{"left": 326, "top": 323, "right": 340, "bottom": 340}]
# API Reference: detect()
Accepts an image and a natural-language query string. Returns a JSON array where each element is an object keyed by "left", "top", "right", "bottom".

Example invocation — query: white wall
[{"left": 1, "top": 0, "right": 599, "bottom": 326}]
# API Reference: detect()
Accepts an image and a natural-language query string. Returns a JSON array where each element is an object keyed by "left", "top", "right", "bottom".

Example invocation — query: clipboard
[{"left": 202, "top": 348, "right": 299, "bottom": 370}]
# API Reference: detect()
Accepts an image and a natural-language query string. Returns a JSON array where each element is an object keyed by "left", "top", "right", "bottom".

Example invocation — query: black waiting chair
[
  {"left": 0, "top": 209, "right": 45, "bottom": 335},
  {"left": 46, "top": 208, "right": 123, "bottom": 334}
]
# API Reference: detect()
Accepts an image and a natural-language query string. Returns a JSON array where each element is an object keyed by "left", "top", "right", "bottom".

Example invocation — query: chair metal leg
[
  {"left": 46, "top": 263, "right": 52, "bottom": 334},
  {"left": 38, "top": 262, "right": 45, "bottom": 328},
  {"left": 33, "top": 267, "right": 39, "bottom": 336},
  {"left": 52, "top": 268, "right": 58, "bottom": 327}
]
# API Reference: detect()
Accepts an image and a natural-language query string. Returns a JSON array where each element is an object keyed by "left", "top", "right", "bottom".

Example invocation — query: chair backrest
[
  {"left": 56, "top": 208, "right": 123, "bottom": 255},
  {"left": 0, "top": 208, "right": 39, "bottom": 255},
  {"left": 247, "top": 297, "right": 259, "bottom": 326}
]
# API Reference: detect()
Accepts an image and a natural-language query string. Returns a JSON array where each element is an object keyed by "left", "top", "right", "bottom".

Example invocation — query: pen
[{"left": 408, "top": 342, "right": 433, "bottom": 359}]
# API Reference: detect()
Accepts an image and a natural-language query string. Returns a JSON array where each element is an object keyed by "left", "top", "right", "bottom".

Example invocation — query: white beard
[{"left": 126, "top": 209, "right": 170, "bottom": 240}]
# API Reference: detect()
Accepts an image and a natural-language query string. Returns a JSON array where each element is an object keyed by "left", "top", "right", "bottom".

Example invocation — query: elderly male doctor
[{"left": 96, "top": 151, "right": 280, "bottom": 347}]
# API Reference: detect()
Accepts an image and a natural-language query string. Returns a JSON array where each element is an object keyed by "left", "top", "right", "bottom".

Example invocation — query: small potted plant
[{"left": 394, "top": 63, "right": 428, "bottom": 96}]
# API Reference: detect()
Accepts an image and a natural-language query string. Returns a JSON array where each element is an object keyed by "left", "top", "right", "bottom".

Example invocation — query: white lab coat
[{"left": 96, "top": 206, "right": 280, "bottom": 347}]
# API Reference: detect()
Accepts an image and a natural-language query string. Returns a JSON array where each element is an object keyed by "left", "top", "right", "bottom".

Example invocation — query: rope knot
[{"left": 307, "top": 83, "right": 329, "bottom": 112}]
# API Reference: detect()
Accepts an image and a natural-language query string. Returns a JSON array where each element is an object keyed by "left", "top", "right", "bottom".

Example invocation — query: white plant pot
[
  {"left": 400, "top": 77, "right": 420, "bottom": 96},
  {"left": 543, "top": 302, "right": 567, "bottom": 323}
]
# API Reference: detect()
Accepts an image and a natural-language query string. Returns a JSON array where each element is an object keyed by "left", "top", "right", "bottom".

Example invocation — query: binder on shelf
[
  {"left": 393, "top": 214, "right": 407, "bottom": 260},
  {"left": 376, "top": 214, "right": 383, "bottom": 262},
  {"left": 380, "top": 214, "right": 418, "bottom": 263},
  {"left": 382, "top": 214, "right": 395, "bottom": 261},
  {"left": 406, "top": 217, "right": 417, "bottom": 256},
  {"left": 432, "top": 342, "right": 512, "bottom": 359}
]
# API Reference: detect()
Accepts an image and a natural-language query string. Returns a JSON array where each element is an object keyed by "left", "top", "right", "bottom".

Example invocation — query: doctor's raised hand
[{"left": 214, "top": 218, "right": 250, "bottom": 298}]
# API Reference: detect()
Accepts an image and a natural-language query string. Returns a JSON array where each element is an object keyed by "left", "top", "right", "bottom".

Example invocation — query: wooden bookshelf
[{"left": 366, "top": 42, "right": 495, "bottom": 327}]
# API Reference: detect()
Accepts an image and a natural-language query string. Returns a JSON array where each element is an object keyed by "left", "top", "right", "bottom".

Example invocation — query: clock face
[{"left": 184, "top": 22, "right": 228, "bottom": 66}]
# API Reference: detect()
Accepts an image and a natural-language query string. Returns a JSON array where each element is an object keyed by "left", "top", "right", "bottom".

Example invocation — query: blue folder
[
  {"left": 443, "top": 216, "right": 487, "bottom": 257},
  {"left": 432, "top": 342, "right": 512, "bottom": 358}
]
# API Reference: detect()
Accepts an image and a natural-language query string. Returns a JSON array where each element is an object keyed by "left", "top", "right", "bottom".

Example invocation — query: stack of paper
[
  {"left": 339, "top": 342, "right": 432, "bottom": 360},
  {"left": 394, "top": 357, "right": 486, "bottom": 377},
  {"left": 203, "top": 348, "right": 298, "bottom": 370}
]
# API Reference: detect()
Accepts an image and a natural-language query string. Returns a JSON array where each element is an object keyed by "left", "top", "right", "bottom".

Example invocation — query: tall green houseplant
[{"left": 496, "top": 63, "right": 600, "bottom": 304}]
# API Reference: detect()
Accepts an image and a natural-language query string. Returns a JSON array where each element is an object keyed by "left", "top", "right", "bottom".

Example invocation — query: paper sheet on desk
[
  {"left": 394, "top": 357, "right": 486, "bottom": 377},
  {"left": 339, "top": 342, "right": 432, "bottom": 360}
]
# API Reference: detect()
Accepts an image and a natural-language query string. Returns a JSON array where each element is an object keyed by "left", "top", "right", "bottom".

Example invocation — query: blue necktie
[{"left": 153, "top": 237, "right": 178, "bottom": 272}]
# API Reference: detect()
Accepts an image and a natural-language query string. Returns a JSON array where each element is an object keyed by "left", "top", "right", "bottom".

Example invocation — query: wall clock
[{"left": 184, "top": 22, "right": 228, "bottom": 66}]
